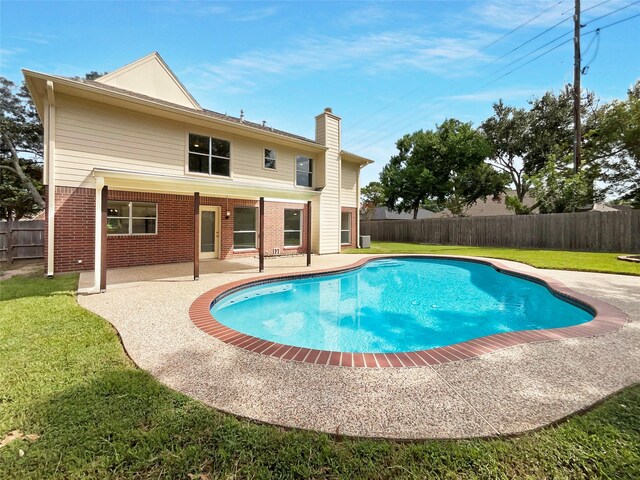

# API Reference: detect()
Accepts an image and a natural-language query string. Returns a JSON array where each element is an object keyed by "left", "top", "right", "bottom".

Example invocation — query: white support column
[
  {"left": 92, "top": 177, "right": 105, "bottom": 293},
  {"left": 45, "top": 81, "right": 55, "bottom": 277},
  {"left": 356, "top": 165, "right": 362, "bottom": 248}
]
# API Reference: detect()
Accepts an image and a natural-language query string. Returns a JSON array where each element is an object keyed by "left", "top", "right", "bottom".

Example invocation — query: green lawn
[
  {"left": 1, "top": 273, "right": 639, "bottom": 479},
  {"left": 344, "top": 242, "right": 640, "bottom": 275}
]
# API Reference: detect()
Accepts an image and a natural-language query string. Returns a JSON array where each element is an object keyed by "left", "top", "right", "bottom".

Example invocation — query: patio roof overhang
[{"left": 92, "top": 168, "right": 321, "bottom": 201}]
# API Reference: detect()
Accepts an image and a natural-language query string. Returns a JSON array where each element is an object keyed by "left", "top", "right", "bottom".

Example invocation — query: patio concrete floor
[{"left": 77, "top": 254, "right": 640, "bottom": 439}]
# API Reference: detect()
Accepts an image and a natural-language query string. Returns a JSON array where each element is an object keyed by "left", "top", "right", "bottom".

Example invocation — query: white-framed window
[
  {"left": 233, "top": 207, "right": 257, "bottom": 249},
  {"left": 341, "top": 211, "right": 352, "bottom": 245},
  {"left": 284, "top": 209, "right": 302, "bottom": 247},
  {"left": 264, "top": 148, "right": 277, "bottom": 170},
  {"left": 188, "top": 133, "right": 230, "bottom": 177},
  {"left": 295, "top": 155, "right": 313, "bottom": 187},
  {"left": 107, "top": 201, "right": 157, "bottom": 236}
]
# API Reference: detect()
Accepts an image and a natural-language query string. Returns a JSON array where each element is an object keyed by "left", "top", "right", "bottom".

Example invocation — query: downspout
[{"left": 45, "top": 81, "right": 55, "bottom": 278}]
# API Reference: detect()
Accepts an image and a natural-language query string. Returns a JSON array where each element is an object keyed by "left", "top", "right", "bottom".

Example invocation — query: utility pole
[{"left": 573, "top": 0, "right": 581, "bottom": 174}]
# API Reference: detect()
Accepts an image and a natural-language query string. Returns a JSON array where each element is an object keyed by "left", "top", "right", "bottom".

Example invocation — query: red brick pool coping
[{"left": 189, "top": 255, "right": 627, "bottom": 368}]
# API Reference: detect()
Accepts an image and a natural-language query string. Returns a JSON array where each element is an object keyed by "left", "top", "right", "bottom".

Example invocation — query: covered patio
[{"left": 85, "top": 168, "right": 318, "bottom": 293}]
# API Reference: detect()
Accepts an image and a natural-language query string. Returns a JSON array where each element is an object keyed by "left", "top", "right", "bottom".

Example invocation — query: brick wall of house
[
  {"left": 340, "top": 206, "right": 358, "bottom": 249},
  {"left": 48, "top": 186, "right": 96, "bottom": 273},
  {"left": 46, "top": 186, "right": 311, "bottom": 273}
]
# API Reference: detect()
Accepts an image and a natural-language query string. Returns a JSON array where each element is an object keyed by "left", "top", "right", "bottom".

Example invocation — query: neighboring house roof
[
  {"left": 577, "top": 202, "right": 620, "bottom": 212},
  {"left": 438, "top": 191, "right": 538, "bottom": 217},
  {"left": 372, "top": 207, "right": 438, "bottom": 220}
]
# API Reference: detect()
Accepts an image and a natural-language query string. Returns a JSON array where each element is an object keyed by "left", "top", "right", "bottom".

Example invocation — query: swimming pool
[{"left": 209, "top": 257, "right": 594, "bottom": 353}]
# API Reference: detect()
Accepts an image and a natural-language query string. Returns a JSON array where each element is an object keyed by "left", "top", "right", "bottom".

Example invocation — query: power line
[
  {"left": 489, "top": 0, "right": 639, "bottom": 77},
  {"left": 345, "top": 2, "right": 640, "bottom": 150},
  {"left": 345, "top": 12, "right": 640, "bottom": 153},
  {"left": 561, "top": 0, "right": 611, "bottom": 16},
  {"left": 345, "top": 1, "right": 621, "bottom": 147},
  {"left": 488, "top": 0, "right": 616, "bottom": 65},
  {"left": 343, "top": 2, "right": 571, "bottom": 134},
  {"left": 484, "top": 1, "right": 563, "bottom": 49}
]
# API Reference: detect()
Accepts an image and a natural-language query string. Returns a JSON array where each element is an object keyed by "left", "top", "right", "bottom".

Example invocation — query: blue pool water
[{"left": 211, "top": 258, "right": 593, "bottom": 353}]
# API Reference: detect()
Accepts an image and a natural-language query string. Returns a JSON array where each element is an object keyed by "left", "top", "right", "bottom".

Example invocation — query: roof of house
[
  {"left": 23, "top": 51, "right": 376, "bottom": 165},
  {"left": 372, "top": 207, "right": 439, "bottom": 220},
  {"left": 438, "top": 191, "right": 538, "bottom": 217},
  {"left": 81, "top": 78, "right": 322, "bottom": 146}
]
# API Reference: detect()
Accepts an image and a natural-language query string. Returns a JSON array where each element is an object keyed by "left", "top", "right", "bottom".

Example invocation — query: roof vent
[
  {"left": 262, "top": 120, "right": 266, "bottom": 127},
  {"left": 240, "top": 109, "right": 244, "bottom": 122},
  {"left": 324, "top": 107, "right": 332, "bottom": 113}
]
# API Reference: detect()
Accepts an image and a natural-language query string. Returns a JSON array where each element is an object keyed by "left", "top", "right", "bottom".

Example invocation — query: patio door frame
[{"left": 199, "top": 206, "right": 221, "bottom": 260}]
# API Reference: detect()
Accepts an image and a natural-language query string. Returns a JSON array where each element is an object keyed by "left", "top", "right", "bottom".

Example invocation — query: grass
[
  {"left": 1, "top": 273, "right": 639, "bottom": 479},
  {"left": 344, "top": 242, "right": 640, "bottom": 276}
]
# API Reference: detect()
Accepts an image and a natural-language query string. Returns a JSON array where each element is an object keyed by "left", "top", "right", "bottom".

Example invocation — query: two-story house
[{"left": 23, "top": 52, "right": 373, "bottom": 291}]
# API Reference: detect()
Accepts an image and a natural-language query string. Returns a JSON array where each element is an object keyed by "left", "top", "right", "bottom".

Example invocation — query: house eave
[
  {"left": 92, "top": 168, "right": 322, "bottom": 201},
  {"left": 341, "top": 150, "right": 375, "bottom": 165}
]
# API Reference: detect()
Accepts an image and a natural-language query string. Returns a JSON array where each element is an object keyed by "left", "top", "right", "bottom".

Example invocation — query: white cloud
[
  {"left": 187, "top": 30, "right": 490, "bottom": 94},
  {"left": 0, "top": 47, "right": 25, "bottom": 68},
  {"left": 4, "top": 33, "right": 56, "bottom": 45},
  {"left": 231, "top": 5, "right": 279, "bottom": 22},
  {"left": 468, "top": 0, "right": 633, "bottom": 34},
  {"left": 337, "top": 5, "right": 391, "bottom": 27}
]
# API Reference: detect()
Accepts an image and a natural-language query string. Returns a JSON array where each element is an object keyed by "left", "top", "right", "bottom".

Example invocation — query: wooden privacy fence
[
  {"left": 360, "top": 210, "right": 640, "bottom": 253},
  {"left": 0, "top": 220, "right": 45, "bottom": 263}
]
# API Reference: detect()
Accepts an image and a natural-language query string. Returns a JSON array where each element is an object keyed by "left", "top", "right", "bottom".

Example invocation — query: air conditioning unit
[{"left": 359, "top": 235, "right": 371, "bottom": 248}]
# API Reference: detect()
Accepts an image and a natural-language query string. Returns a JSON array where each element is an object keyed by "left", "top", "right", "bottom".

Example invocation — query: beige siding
[
  {"left": 53, "top": 94, "right": 318, "bottom": 190},
  {"left": 315, "top": 112, "right": 341, "bottom": 254},
  {"left": 340, "top": 161, "right": 358, "bottom": 208}
]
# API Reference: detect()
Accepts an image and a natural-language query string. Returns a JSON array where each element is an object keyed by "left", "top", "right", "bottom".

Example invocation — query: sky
[{"left": 1, "top": 0, "right": 639, "bottom": 185}]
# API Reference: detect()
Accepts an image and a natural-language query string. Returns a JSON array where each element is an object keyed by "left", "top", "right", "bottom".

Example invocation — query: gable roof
[
  {"left": 82, "top": 79, "right": 319, "bottom": 145},
  {"left": 95, "top": 52, "right": 202, "bottom": 110},
  {"left": 23, "top": 69, "right": 324, "bottom": 151}
]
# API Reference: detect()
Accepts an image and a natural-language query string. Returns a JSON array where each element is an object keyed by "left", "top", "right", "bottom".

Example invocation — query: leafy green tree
[
  {"left": 0, "top": 77, "right": 44, "bottom": 221},
  {"left": 481, "top": 101, "right": 532, "bottom": 214},
  {"left": 592, "top": 81, "right": 640, "bottom": 207},
  {"left": 523, "top": 87, "right": 575, "bottom": 174},
  {"left": 528, "top": 159, "right": 597, "bottom": 213},
  {"left": 381, "top": 119, "right": 508, "bottom": 218},
  {"left": 360, "top": 181, "right": 386, "bottom": 220}
]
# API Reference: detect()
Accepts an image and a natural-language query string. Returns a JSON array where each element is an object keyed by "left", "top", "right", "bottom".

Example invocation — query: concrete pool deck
[{"left": 77, "top": 254, "right": 640, "bottom": 439}]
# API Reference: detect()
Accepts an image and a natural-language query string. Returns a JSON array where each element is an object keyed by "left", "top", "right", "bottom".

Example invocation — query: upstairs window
[
  {"left": 233, "top": 207, "right": 257, "bottom": 249},
  {"left": 264, "top": 148, "right": 277, "bottom": 170},
  {"left": 296, "top": 155, "right": 313, "bottom": 187},
  {"left": 188, "top": 133, "right": 230, "bottom": 177},
  {"left": 107, "top": 201, "right": 157, "bottom": 236}
]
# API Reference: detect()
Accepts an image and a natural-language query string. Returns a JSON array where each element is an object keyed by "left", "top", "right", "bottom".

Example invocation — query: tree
[
  {"left": 360, "top": 181, "right": 386, "bottom": 220},
  {"left": 380, "top": 119, "right": 508, "bottom": 218},
  {"left": 481, "top": 101, "right": 532, "bottom": 214},
  {"left": 593, "top": 81, "right": 640, "bottom": 207},
  {"left": 73, "top": 71, "right": 108, "bottom": 81},
  {"left": 528, "top": 159, "right": 596, "bottom": 213},
  {"left": 0, "top": 77, "right": 44, "bottom": 221}
]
